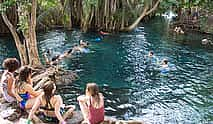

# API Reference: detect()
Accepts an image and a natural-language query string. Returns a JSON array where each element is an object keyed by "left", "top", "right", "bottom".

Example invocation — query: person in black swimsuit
[{"left": 28, "top": 81, "right": 75, "bottom": 124}]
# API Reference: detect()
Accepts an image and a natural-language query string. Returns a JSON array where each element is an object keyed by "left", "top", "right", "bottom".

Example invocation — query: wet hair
[
  {"left": 42, "top": 81, "right": 55, "bottom": 107},
  {"left": 68, "top": 49, "right": 73, "bottom": 54},
  {"left": 46, "top": 49, "right": 51, "bottom": 55},
  {"left": 86, "top": 83, "right": 100, "bottom": 105},
  {"left": 86, "top": 41, "right": 89, "bottom": 46},
  {"left": 2, "top": 58, "right": 20, "bottom": 72},
  {"left": 19, "top": 66, "right": 32, "bottom": 82},
  {"left": 79, "top": 40, "right": 89, "bottom": 46},
  {"left": 149, "top": 51, "right": 154, "bottom": 56},
  {"left": 163, "top": 59, "right": 168, "bottom": 64},
  {"left": 51, "top": 55, "right": 60, "bottom": 62},
  {"left": 73, "top": 43, "right": 78, "bottom": 47}
]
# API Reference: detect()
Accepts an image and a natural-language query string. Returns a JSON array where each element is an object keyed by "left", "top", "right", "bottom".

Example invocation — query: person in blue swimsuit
[{"left": 16, "top": 66, "right": 42, "bottom": 109}]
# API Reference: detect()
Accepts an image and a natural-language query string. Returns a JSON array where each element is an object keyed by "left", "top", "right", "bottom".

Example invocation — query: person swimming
[
  {"left": 159, "top": 59, "right": 170, "bottom": 73},
  {"left": 72, "top": 40, "right": 90, "bottom": 54},
  {"left": 144, "top": 51, "right": 158, "bottom": 65},
  {"left": 99, "top": 31, "right": 110, "bottom": 35},
  {"left": 43, "top": 40, "right": 90, "bottom": 66},
  {"left": 161, "top": 59, "right": 169, "bottom": 68}
]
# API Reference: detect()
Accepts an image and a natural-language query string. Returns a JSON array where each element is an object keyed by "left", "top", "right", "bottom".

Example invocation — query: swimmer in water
[
  {"left": 72, "top": 40, "right": 90, "bottom": 53},
  {"left": 99, "top": 31, "right": 110, "bottom": 35},
  {"left": 159, "top": 58, "right": 170, "bottom": 74},
  {"left": 148, "top": 51, "right": 154, "bottom": 58},
  {"left": 161, "top": 59, "right": 169, "bottom": 68},
  {"left": 145, "top": 51, "right": 158, "bottom": 64},
  {"left": 43, "top": 40, "right": 90, "bottom": 66}
]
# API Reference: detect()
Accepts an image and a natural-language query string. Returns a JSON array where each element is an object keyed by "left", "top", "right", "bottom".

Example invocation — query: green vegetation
[{"left": 0, "top": 0, "right": 212, "bottom": 66}]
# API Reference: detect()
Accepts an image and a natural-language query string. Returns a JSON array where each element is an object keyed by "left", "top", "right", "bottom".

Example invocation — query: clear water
[{"left": 0, "top": 18, "right": 213, "bottom": 123}]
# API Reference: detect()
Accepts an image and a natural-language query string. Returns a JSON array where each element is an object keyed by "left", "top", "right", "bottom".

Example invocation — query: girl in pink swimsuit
[{"left": 78, "top": 83, "right": 104, "bottom": 124}]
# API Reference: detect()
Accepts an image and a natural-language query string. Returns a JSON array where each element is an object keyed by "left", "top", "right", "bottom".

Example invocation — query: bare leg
[
  {"left": 63, "top": 105, "right": 75, "bottom": 119},
  {"left": 25, "top": 97, "right": 38, "bottom": 109},
  {"left": 78, "top": 101, "right": 89, "bottom": 121}
]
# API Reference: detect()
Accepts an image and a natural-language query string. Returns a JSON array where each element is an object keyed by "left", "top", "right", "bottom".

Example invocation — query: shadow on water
[{"left": 0, "top": 17, "right": 213, "bottom": 123}]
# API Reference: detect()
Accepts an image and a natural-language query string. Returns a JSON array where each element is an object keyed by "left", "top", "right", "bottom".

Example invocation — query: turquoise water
[{"left": 1, "top": 18, "right": 213, "bottom": 123}]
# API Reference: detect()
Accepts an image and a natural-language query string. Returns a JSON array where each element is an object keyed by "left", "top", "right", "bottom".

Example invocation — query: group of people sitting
[{"left": 0, "top": 58, "right": 104, "bottom": 124}]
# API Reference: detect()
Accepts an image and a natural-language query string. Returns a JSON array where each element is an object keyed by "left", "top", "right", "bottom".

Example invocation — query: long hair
[
  {"left": 42, "top": 81, "right": 55, "bottom": 107},
  {"left": 86, "top": 83, "right": 100, "bottom": 105},
  {"left": 17, "top": 66, "right": 32, "bottom": 90},
  {"left": 19, "top": 66, "right": 32, "bottom": 82}
]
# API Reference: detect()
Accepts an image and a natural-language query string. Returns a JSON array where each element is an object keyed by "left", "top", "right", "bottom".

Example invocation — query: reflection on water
[
  {"left": 0, "top": 37, "right": 19, "bottom": 67},
  {"left": 0, "top": 18, "right": 213, "bottom": 123}
]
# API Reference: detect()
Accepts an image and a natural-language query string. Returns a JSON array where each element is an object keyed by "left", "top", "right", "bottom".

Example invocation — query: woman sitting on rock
[
  {"left": 28, "top": 81, "right": 75, "bottom": 124},
  {"left": 78, "top": 83, "right": 104, "bottom": 124},
  {"left": 0, "top": 58, "right": 22, "bottom": 103},
  {"left": 16, "top": 66, "right": 42, "bottom": 109}
]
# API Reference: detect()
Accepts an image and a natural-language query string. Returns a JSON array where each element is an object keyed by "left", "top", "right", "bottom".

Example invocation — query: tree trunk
[
  {"left": 0, "top": 3, "right": 17, "bottom": 34},
  {"left": 28, "top": 0, "right": 41, "bottom": 67},
  {"left": 1, "top": 0, "right": 41, "bottom": 67},
  {"left": 1, "top": 13, "right": 28, "bottom": 65},
  {"left": 122, "top": 5, "right": 148, "bottom": 31},
  {"left": 123, "top": 0, "right": 161, "bottom": 31}
]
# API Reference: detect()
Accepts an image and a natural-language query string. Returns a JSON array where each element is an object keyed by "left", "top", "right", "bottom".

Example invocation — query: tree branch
[
  {"left": 1, "top": 13, "right": 21, "bottom": 46},
  {"left": 146, "top": 0, "right": 161, "bottom": 16},
  {"left": 122, "top": 5, "right": 148, "bottom": 31},
  {"left": 122, "top": 0, "right": 161, "bottom": 32}
]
